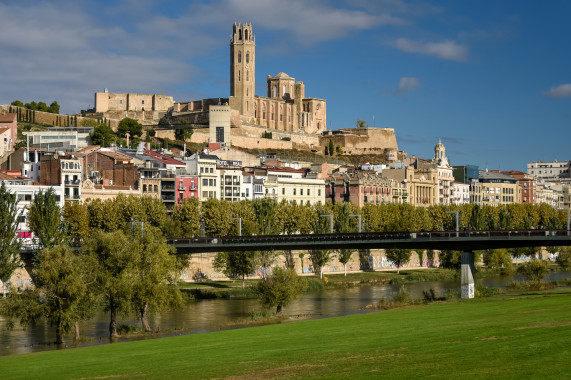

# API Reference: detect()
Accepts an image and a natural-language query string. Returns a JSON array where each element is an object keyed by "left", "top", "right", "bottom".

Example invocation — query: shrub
[
  {"left": 392, "top": 285, "right": 409, "bottom": 303},
  {"left": 517, "top": 259, "right": 548, "bottom": 282}
]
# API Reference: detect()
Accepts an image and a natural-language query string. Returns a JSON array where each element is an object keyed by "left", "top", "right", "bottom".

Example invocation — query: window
[
  {"left": 238, "top": 51, "right": 241, "bottom": 63},
  {"left": 209, "top": 179, "right": 214, "bottom": 186},
  {"left": 300, "top": 189, "right": 303, "bottom": 196},
  {"left": 307, "top": 189, "right": 310, "bottom": 196},
  {"left": 282, "top": 85, "right": 286, "bottom": 95},
  {"left": 154, "top": 185, "right": 158, "bottom": 192},
  {"left": 200, "top": 167, "right": 204, "bottom": 173},
  {"left": 203, "top": 179, "right": 208, "bottom": 186},
  {"left": 142, "top": 100, "right": 145, "bottom": 105},
  {"left": 210, "top": 167, "right": 214, "bottom": 173},
  {"left": 246, "top": 70, "right": 249, "bottom": 81},
  {"left": 282, "top": 188, "right": 285, "bottom": 195},
  {"left": 293, "top": 189, "right": 296, "bottom": 195},
  {"left": 273, "top": 85, "right": 277, "bottom": 97},
  {"left": 246, "top": 52, "right": 250, "bottom": 63},
  {"left": 120, "top": 100, "right": 123, "bottom": 105},
  {"left": 318, "top": 189, "right": 321, "bottom": 196},
  {"left": 143, "top": 184, "right": 147, "bottom": 192}
]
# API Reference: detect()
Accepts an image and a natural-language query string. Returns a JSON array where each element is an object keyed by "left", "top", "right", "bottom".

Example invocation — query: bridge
[{"left": 168, "top": 229, "right": 571, "bottom": 300}]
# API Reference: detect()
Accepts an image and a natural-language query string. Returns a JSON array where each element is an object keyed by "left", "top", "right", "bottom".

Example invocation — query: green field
[{"left": 2, "top": 289, "right": 570, "bottom": 379}]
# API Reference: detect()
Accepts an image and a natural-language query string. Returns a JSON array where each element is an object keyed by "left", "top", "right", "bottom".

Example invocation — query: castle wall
[
  {"left": 0, "top": 105, "right": 119, "bottom": 129},
  {"left": 95, "top": 92, "right": 174, "bottom": 113},
  {"left": 319, "top": 127, "right": 398, "bottom": 155}
]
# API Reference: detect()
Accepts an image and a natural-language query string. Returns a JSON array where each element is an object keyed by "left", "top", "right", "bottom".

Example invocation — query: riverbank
[
  {"left": 2, "top": 288, "right": 570, "bottom": 379},
  {"left": 179, "top": 268, "right": 460, "bottom": 299}
]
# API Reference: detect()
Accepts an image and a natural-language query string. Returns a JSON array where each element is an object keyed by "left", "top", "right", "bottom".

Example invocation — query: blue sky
[{"left": 1, "top": 0, "right": 570, "bottom": 171}]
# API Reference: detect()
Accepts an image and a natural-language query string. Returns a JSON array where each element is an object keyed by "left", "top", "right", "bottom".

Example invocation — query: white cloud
[
  {"left": 394, "top": 38, "right": 468, "bottom": 61},
  {"left": 396, "top": 76, "right": 420, "bottom": 95},
  {"left": 543, "top": 83, "right": 571, "bottom": 98},
  {"left": 0, "top": 2, "right": 194, "bottom": 114}
]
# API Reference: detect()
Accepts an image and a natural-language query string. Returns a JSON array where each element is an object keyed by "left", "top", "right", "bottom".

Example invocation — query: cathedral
[
  {"left": 228, "top": 22, "right": 326, "bottom": 134},
  {"left": 170, "top": 22, "right": 327, "bottom": 136}
]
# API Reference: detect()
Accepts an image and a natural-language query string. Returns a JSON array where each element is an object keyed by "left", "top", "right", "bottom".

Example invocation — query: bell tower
[{"left": 230, "top": 22, "right": 255, "bottom": 118}]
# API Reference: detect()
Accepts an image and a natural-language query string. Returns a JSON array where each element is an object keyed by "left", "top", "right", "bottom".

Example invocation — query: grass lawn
[{"left": 2, "top": 289, "right": 570, "bottom": 379}]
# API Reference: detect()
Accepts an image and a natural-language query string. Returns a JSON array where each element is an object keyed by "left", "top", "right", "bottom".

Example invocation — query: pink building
[
  {"left": 175, "top": 176, "right": 199, "bottom": 204},
  {"left": 0, "top": 113, "right": 17, "bottom": 156}
]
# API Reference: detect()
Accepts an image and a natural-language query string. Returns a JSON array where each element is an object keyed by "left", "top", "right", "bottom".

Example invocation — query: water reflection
[{"left": 1, "top": 271, "right": 569, "bottom": 356}]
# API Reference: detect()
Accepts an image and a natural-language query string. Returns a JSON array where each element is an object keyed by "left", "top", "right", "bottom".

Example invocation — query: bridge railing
[{"left": 167, "top": 229, "right": 570, "bottom": 247}]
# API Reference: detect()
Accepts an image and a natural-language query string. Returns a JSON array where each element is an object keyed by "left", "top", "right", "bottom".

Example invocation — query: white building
[
  {"left": 452, "top": 181, "right": 470, "bottom": 205},
  {"left": 527, "top": 160, "right": 571, "bottom": 181}
]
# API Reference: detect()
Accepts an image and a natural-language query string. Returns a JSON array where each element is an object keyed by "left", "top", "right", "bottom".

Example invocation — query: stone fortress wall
[
  {"left": 319, "top": 127, "right": 399, "bottom": 155},
  {"left": 0, "top": 105, "right": 119, "bottom": 129}
]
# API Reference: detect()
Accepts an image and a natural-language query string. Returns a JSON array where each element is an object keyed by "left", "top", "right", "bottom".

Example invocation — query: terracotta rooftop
[
  {"left": 0, "top": 113, "right": 17, "bottom": 122},
  {"left": 144, "top": 149, "right": 185, "bottom": 166}
]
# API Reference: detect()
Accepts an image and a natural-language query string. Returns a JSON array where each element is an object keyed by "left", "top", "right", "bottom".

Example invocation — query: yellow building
[{"left": 479, "top": 170, "right": 520, "bottom": 206}]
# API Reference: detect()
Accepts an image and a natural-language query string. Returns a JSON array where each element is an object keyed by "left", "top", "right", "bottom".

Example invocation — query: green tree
[
  {"left": 174, "top": 127, "right": 194, "bottom": 142},
  {"left": 27, "top": 188, "right": 67, "bottom": 252},
  {"left": 517, "top": 259, "right": 548, "bottom": 283},
  {"left": 171, "top": 198, "right": 201, "bottom": 237},
  {"left": 384, "top": 248, "right": 412, "bottom": 274},
  {"left": 48, "top": 101, "right": 60, "bottom": 114},
  {"left": 118, "top": 117, "right": 143, "bottom": 140},
  {"left": 356, "top": 118, "right": 366, "bottom": 128},
  {"left": 439, "top": 250, "right": 462, "bottom": 269},
  {"left": 309, "top": 249, "right": 331, "bottom": 279},
  {"left": 63, "top": 201, "right": 91, "bottom": 245},
  {"left": 83, "top": 230, "right": 137, "bottom": 337},
  {"left": 255, "top": 267, "right": 307, "bottom": 314},
  {"left": 213, "top": 251, "right": 256, "bottom": 288},
  {"left": 482, "top": 249, "right": 514, "bottom": 275},
  {"left": 129, "top": 226, "right": 182, "bottom": 332},
  {"left": 201, "top": 199, "right": 233, "bottom": 236},
  {"left": 37, "top": 102, "right": 48, "bottom": 112},
  {"left": 0, "top": 245, "right": 98, "bottom": 344},
  {"left": 328, "top": 140, "right": 335, "bottom": 156},
  {"left": 334, "top": 203, "right": 358, "bottom": 276},
  {"left": 0, "top": 183, "right": 22, "bottom": 297},
  {"left": 556, "top": 247, "right": 571, "bottom": 270},
  {"left": 90, "top": 123, "right": 117, "bottom": 147},
  {"left": 11, "top": 100, "right": 24, "bottom": 107}
]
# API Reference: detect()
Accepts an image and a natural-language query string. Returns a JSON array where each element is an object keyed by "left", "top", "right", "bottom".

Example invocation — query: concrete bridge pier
[{"left": 461, "top": 251, "right": 475, "bottom": 299}]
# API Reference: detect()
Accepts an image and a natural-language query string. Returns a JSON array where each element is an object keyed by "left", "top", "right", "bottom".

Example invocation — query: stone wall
[
  {"left": 320, "top": 127, "right": 398, "bottom": 155},
  {"left": 0, "top": 105, "right": 120, "bottom": 129},
  {"left": 180, "top": 249, "right": 427, "bottom": 282}
]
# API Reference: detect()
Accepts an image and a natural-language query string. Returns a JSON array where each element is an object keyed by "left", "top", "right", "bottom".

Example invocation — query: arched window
[
  {"left": 246, "top": 70, "right": 249, "bottom": 81},
  {"left": 143, "top": 184, "right": 147, "bottom": 192},
  {"left": 273, "top": 85, "right": 277, "bottom": 97},
  {"left": 245, "top": 29, "right": 249, "bottom": 40},
  {"left": 238, "top": 51, "right": 241, "bottom": 63},
  {"left": 246, "top": 52, "right": 250, "bottom": 63},
  {"left": 282, "top": 85, "right": 286, "bottom": 96},
  {"left": 238, "top": 71, "right": 241, "bottom": 81},
  {"left": 239, "top": 29, "right": 242, "bottom": 40}
]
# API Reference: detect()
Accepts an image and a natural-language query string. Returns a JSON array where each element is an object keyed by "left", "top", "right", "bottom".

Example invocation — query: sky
[{"left": 1, "top": 0, "right": 570, "bottom": 171}]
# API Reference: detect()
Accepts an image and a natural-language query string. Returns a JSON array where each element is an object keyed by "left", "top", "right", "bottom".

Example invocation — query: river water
[{"left": 1, "top": 271, "right": 570, "bottom": 356}]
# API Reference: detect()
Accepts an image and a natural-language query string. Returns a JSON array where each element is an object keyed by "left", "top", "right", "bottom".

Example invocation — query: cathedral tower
[{"left": 230, "top": 22, "right": 255, "bottom": 118}]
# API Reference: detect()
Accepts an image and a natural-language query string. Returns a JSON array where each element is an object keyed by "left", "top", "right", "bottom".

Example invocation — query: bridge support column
[{"left": 461, "top": 251, "right": 475, "bottom": 299}]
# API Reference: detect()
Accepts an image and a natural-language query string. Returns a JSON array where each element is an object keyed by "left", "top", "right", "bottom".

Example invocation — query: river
[{"left": 1, "top": 271, "right": 570, "bottom": 356}]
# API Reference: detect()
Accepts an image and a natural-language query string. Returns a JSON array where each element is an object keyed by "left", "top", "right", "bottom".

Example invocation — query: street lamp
[
  {"left": 558, "top": 209, "right": 570, "bottom": 236},
  {"left": 349, "top": 214, "right": 362, "bottom": 233},
  {"left": 230, "top": 217, "right": 242, "bottom": 236},
  {"left": 320, "top": 214, "right": 333, "bottom": 234},
  {"left": 446, "top": 211, "right": 459, "bottom": 237}
]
